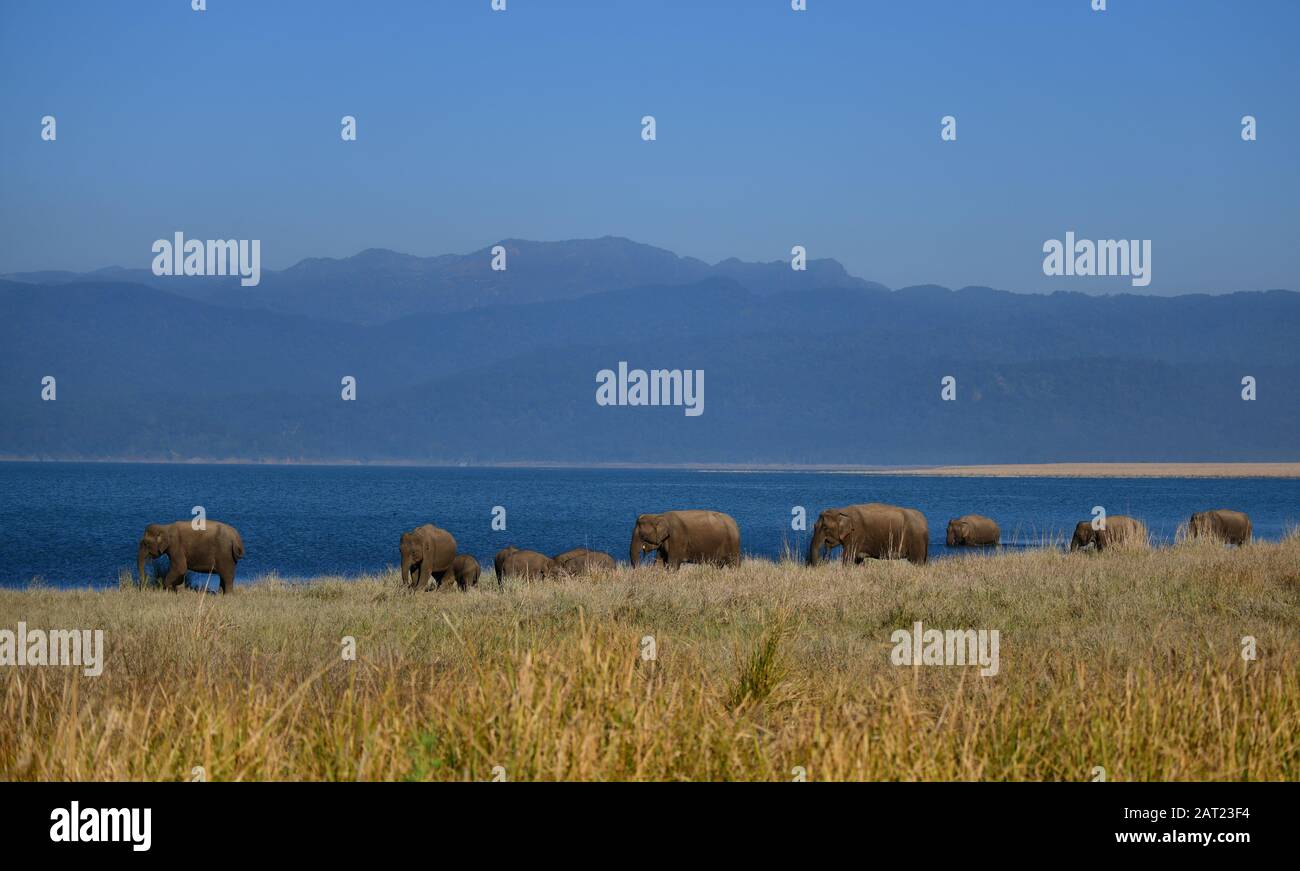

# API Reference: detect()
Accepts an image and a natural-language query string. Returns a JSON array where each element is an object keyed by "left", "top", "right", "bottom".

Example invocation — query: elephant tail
[{"left": 231, "top": 531, "right": 245, "bottom": 562}]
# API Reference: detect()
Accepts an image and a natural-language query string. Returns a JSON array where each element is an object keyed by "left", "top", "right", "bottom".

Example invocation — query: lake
[{"left": 0, "top": 462, "right": 1295, "bottom": 588}]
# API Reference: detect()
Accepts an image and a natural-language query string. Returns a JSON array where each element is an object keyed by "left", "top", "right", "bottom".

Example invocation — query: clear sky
[{"left": 1, "top": 0, "right": 1296, "bottom": 294}]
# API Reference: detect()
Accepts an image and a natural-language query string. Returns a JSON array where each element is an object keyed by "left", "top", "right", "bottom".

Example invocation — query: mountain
[
  {"left": 2, "top": 265, "right": 1297, "bottom": 465},
  {"left": 3, "top": 236, "right": 877, "bottom": 325}
]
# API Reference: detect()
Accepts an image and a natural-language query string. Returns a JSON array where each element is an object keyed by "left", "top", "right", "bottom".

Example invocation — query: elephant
[
  {"left": 554, "top": 547, "right": 617, "bottom": 574},
  {"left": 137, "top": 520, "right": 245, "bottom": 594},
  {"left": 807, "top": 503, "right": 929, "bottom": 566},
  {"left": 1188, "top": 509, "right": 1252, "bottom": 546},
  {"left": 629, "top": 510, "right": 741, "bottom": 570},
  {"left": 947, "top": 514, "right": 1000, "bottom": 547},
  {"left": 400, "top": 523, "right": 458, "bottom": 590},
  {"left": 494, "top": 546, "right": 560, "bottom": 583},
  {"left": 1070, "top": 516, "right": 1147, "bottom": 551},
  {"left": 452, "top": 554, "right": 481, "bottom": 589}
]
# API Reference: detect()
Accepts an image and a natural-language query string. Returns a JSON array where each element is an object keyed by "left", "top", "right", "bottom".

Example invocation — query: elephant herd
[
  {"left": 1066, "top": 509, "right": 1253, "bottom": 551},
  {"left": 399, "top": 509, "right": 741, "bottom": 588},
  {"left": 134, "top": 505, "right": 1255, "bottom": 594}
]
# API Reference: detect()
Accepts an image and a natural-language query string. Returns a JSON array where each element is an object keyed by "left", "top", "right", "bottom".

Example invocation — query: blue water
[{"left": 0, "top": 462, "right": 1295, "bottom": 588}]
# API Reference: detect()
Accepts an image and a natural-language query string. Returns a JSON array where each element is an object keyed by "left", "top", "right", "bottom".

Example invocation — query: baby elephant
[
  {"left": 554, "top": 547, "right": 617, "bottom": 575},
  {"left": 137, "top": 520, "right": 245, "bottom": 594},
  {"left": 452, "top": 554, "right": 481, "bottom": 589},
  {"left": 494, "top": 546, "right": 560, "bottom": 586},
  {"left": 1070, "top": 516, "right": 1147, "bottom": 551},
  {"left": 1188, "top": 509, "right": 1252, "bottom": 546},
  {"left": 946, "top": 514, "right": 1000, "bottom": 547}
]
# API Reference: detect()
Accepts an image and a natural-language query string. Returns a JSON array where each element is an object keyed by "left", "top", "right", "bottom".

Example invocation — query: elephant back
[{"left": 1101, "top": 515, "right": 1147, "bottom": 549}]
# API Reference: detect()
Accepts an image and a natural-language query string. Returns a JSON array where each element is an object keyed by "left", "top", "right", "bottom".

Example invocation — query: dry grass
[{"left": 3, "top": 536, "right": 1299, "bottom": 781}]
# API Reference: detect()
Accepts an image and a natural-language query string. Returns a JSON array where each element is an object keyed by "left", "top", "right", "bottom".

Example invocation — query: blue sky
[{"left": 1, "top": 0, "right": 1296, "bottom": 293}]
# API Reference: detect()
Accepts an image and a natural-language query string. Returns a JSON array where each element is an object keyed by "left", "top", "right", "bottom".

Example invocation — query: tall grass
[{"left": 2, "top": 536, "right": 1299, "bottom": 781}]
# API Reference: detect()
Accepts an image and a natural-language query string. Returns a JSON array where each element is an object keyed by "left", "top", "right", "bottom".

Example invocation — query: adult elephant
[
  {"left": 1070, "top": 516, "right": 1147, "bottom": 551},
  {"left": 494, "top": 546, "right": 560, "bottom": 583},
  {"left": 946, "top": 514, "right": 1000, "bottom": 547},
  {"left": 452, "top": 554, "right": 481, "bottom": 589},
  {"left": 400, "top": 523, "right": 457, "bottom": 590},
  {"left": 629, "top": 510, "right": 741, "bottom": 570},
  {"left": 1188, "top": 509, "right": 1252, "bottom": 546},
  {"left": 807, "top": 503, "right": 929, "bottom": 566},
  {"left": 554, "top": 547, "right": 617, "bottom": 574},
  {"left": 137, "top": 520, "right": 245, "bottom": 594}
]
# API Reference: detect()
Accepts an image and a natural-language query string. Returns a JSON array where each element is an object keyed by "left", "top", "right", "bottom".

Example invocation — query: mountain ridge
[
  {"left": 1, "top": 269, "right": 1296, "bottom": 464},
  {"left": 1, "top": 236, "right": 877, "bottom": 324},
  {"left": 23, "top": 235, "right": 1284, "bottom": 327}
]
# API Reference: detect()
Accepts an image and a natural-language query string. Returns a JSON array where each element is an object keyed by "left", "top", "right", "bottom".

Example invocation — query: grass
[{"left": 2, "top": 536, "right": 1299, "bottom": 781}]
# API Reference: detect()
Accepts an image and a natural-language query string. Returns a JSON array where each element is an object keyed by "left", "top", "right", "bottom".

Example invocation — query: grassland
[{"left": 2, "top": 537, "right": 1299, "bottom": 781}]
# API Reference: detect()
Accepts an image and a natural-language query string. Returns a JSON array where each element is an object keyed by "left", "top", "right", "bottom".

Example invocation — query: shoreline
[
  {"left": 6, "top": 534, "right": 1297, "bottom": 591},
  {"left": 1, "top": 458, "right": 1299, "bottom": 478},
  {"left": 863, "top": 463, "right": 1300, "bottom": 479}
]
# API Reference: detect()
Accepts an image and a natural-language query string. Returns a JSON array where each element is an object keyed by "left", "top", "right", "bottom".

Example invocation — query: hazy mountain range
[
  {"left": 2, "top": 237, "right": 1297, "bottom": 465},
  {"left": 4, "top": 236, "right": 879, "bottom": 325}
]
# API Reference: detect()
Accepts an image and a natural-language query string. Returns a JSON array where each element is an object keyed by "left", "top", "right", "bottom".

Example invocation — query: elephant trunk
[
  {"left": 629, "top": 532, "right": 644, "bottom": 568},
  {"left": 946, "top": 528, "right": 958, "bottom": 547},
  {"left": 137, "top": 542, "right": 149, "bottom": 588},
  {"left": 807, "top": 529, "right": 825, "bottom": 566},
  {"left": 400, "top": 555, "right": 411, "bottom": 585}
]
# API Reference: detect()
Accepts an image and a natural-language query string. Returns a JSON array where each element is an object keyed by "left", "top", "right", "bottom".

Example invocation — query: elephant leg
[
  {"left": 432, "top": 569, "right": 450, "bottom": 590},
  {"left": 160, "top": 553, "right": 186, "bottom": 591},
  {"left": 219, "top": 567, "right": 235, "bottom": 595},
  {"left": 420, "top": 563, "right": 434, "bottom": 590},
  {"left": 164, "top": 566, "right": 186, "bottom": 592}
]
